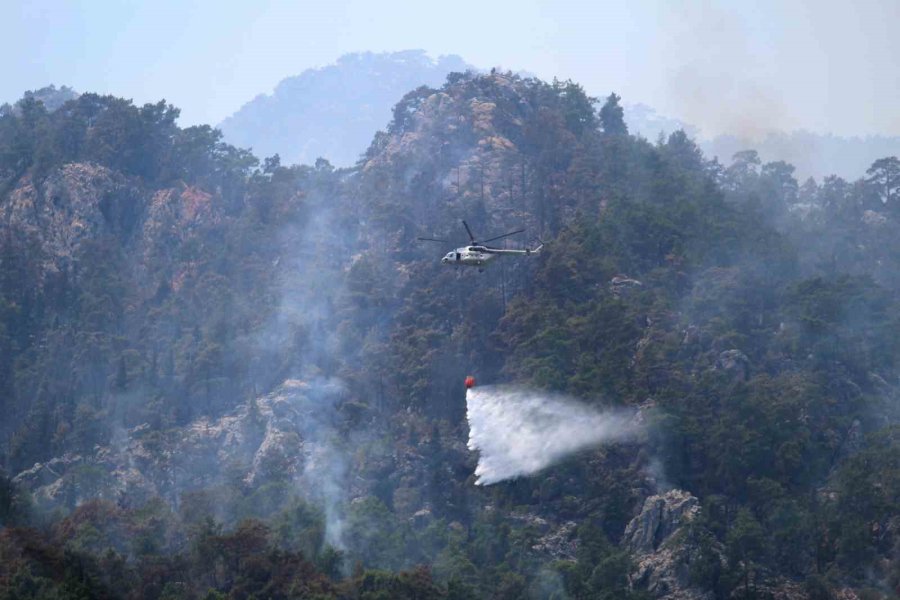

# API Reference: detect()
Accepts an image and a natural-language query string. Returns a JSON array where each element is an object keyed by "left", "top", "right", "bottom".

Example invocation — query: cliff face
[
  {"left": 622, "top": 490, "right": 718, "bottom": 600},
  {"left": 623, "top": 489, "right": 700, "bottom": 555},
  {"left": 1, "top": 163, "right": 227, "bottom": 278},
  {"left": 1, "top": 164, "right": 136, "bottom": 269},
  {"left": 0, "top": 147, "right": 289, "bottom": 473},
  {"left": 12, "top": 380, "right": 334, "bottom": 512},
  {"left": 358, "top": 70, "right": 597, "bottom": 250}
]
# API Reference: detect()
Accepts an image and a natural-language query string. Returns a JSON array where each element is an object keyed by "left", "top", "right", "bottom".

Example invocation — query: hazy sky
[{"left": 4, "top": 0, "right": 898, "bottom": 138}]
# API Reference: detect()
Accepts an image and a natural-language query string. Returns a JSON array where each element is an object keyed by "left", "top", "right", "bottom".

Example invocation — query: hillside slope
[{"left": 1, "top": 74, "right": 899, "bottom": 599}]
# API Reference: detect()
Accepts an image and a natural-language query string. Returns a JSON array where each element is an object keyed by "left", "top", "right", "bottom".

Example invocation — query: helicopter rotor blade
[
  {"left": 417, "top": 237, "right": 450, "bottom": 243},
  {"left": 480, "top": 229, "right": 525, "bottom": 244},
  {"left": 462, "top": 220, "right": 477, "bottom": 245}
]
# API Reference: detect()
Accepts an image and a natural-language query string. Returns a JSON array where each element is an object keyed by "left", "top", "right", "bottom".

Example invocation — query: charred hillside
[{"left": 1, "top": 72, "right": 899, "bottom": 599}]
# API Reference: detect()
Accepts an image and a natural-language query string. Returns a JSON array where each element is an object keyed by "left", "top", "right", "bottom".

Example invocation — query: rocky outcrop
[
  {"left": 861, "top": 209, "right": 888, "bottom": 226},
  {"left": 359, "top": 71, "right": 548, "bottom": 238},
  {"left": 531, "top": 520, "right": 579, "bottom": 561},
  {"left": 0, "top": 163, "right": 138, "bottom": 270},
  {"left": 610, "top": 275, "right": 643, "bottom": 296},
  {"left": 1, "top": 162, "right": 228, "bottom": 273},
  {"left": 12, "top": 379, "right": 341, "bottom": 511},
  {"left": 624, "top": 490, "right": 699, "bottom": 555},
  {"left": 141, "top": 184, "right": 220, "bottom": 256},
  {"left": 623, "top": 489, "right": 719, "bottom": 600},
  {"left": 715, "top": 349, "right": 750, "bottom": 381}
]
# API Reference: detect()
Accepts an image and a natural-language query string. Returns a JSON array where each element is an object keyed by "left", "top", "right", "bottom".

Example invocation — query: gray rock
[
  {"left": 611, "top": 275, "right": 644, "bottom": 296},
  {"left": 411, "top": 507, "right": 433, "bottom": 527},
  {"left": 862, "top": 209, "right": 887, "bottom": 226},
  {"left": 681, "top": 325, "right": 700, "bottom": 347},
  {"left": 624, "top": 490, "right": 699, "bottom": 555},
  {"left": 715, "top": 349, "right": 749, "bottom": 380},
  {"left": 11, "top": 379, "right": 341, "bottom": 512},
  {"left": 0, "top": 164, "right": 138, "bottom": 273},
  {"left": 531, "top": 521, "right": 579, "bottom": 561},
  {"left": 623, "top": 489, "right": 718, "bottom": 600}
]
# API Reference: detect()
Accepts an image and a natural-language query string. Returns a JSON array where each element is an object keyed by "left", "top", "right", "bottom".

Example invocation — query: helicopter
[{"left": 418, "top": 220, "right": 543, "bottom": 270}]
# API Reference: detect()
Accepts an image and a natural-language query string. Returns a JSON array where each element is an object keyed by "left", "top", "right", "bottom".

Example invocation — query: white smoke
[{"left": 466, "top": 385, "right": 639, "bottom": 485}]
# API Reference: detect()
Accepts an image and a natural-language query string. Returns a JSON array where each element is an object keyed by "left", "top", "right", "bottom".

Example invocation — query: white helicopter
[{"left": 418, "top": 220, "right": 543, "bottom": 270}]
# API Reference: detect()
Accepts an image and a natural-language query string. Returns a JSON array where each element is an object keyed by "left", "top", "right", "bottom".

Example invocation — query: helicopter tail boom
[{"left": 483, "top": 243, "right": 543, "bottom": 255}]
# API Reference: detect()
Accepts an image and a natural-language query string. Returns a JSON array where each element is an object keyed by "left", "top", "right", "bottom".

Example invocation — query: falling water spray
[{"left": 465, "top": 383, "right": 640, "bottom": 485}]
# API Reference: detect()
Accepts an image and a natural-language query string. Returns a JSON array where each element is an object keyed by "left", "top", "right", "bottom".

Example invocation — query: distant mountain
[
  {"left": 625, "top": 103, "right": 900, "bottom": 181},
  {"left": 218, "top": 50, "right": 473, "bottom": 166}
]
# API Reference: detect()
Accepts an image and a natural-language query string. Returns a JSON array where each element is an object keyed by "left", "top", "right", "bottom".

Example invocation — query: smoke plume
[{"left": 465, "top": 385, "right": 639, "bottom": 485}]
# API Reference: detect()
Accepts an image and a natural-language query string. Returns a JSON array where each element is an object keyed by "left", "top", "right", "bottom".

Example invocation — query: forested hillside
[{"left": 1, "top": 72, "right": 899, "bottom": 599}]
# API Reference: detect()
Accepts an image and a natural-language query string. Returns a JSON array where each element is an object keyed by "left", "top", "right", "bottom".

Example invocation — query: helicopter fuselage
[
  {"left": 442, "top": 246, "right": 496, "bottom": 267},
  {"left": 441, "top": 244, "right": 542, "bottom": 268}
]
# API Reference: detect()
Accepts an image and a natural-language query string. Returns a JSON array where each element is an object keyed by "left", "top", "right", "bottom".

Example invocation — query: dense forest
[{"left": 0, "top": 71, "right": 899, "bottom": 599}]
